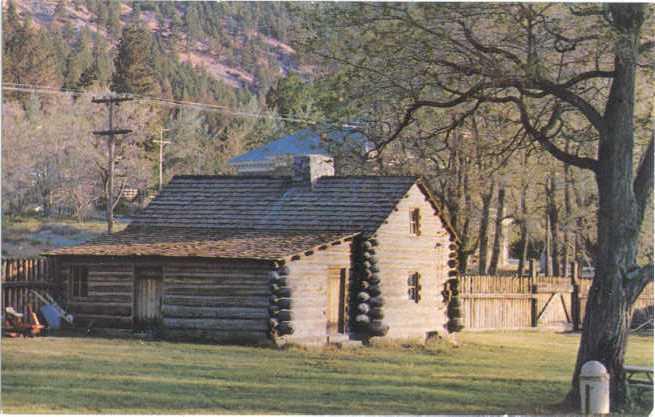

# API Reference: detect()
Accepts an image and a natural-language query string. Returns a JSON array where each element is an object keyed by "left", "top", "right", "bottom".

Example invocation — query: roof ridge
[
  {"left": 172, "top": 174, "right": 417, "bottom": 180},
  {"left": 172, "top": 175, "right": 291, "bottom": 180},
  {"left": 126, "top": 225, "right": 363, "bottom": 235},
  {"left": 319, "top": 175, "right": 418, "bottom": 180}
]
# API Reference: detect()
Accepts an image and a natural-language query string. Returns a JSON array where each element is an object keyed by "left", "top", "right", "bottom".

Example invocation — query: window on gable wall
[
  {"left": 408, "top": 272, "right": 421, "bottom": 303},
  {"left": 410, "top": 208, "right": 421, "bottom": 236},
  {"left": 70, "top": 266, "right": 89, "bottom": 298}
]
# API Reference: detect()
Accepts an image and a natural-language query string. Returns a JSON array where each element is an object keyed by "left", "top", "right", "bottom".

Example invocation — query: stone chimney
[{"left": 292, "top": 155, "right": 335, "bottom": 188}]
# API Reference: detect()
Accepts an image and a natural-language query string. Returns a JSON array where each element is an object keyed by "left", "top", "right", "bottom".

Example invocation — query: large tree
[
  {"left": 112, "top": 24, "right": 159, "bottom": 95},
  {"left": 300, "top": 3, "right": 654, "bottom": 409}
]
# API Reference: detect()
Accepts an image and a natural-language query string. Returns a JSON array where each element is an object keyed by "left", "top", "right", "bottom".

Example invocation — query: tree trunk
[
  {"left": 517, "top": 183, "right": 529, "bottom": 276},
  {"left": 547, "top": 174, "right": 560, "bottom": 276},
  {"left": 544, "top": 210, "right": 551, "bottom": 276},
  {"left": 568, "top": 5, "right": 652, "bottom": 410},
  {"left": 562, "top": 160, "right": 573, "bottom": 276},
  {"left": 478, "top": 181, "right": 495, "bottom": 274},
  {"left": 488, "top": 185, "right": 505, "bottom": 275}
]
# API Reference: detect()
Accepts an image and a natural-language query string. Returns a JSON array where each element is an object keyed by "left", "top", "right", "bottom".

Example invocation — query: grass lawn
[{"left": 1, "top": 331, "right": 652, "bottom": 414}]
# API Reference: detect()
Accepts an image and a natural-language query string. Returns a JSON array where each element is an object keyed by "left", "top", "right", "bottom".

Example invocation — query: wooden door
[
  {"left": 134, "top": 266, "right": 163, "bottom": 329},
  {"left": 327, "top": 267, "right": 347, "bottom": 334}
]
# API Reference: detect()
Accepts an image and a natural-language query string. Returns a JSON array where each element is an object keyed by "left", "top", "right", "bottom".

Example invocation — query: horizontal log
[
  {"left": 165, "top": 287, "right": 270, "bottom": 297},
  {"left": 164, "top": 276, "right": 268, "bottom": 285},
  {"left": 355, "top": 314, "right": 370, "bottom": 324},
  {"left": 276, "top": 321, "right": 294, "bottom": 335},
  {"left": 68, "top": 303, "right": 131, "bottom": 317},
  {"left": 88, "top": 271, "right": 133, "bottom": 278},
  {"left": 163, "top": 295, "right": 270, "bottom": 308},
  {"left": 163, "top": 318, "right": 269, "bottom": 331},
  {"left": 89, "top": 285, "right": 133, "bottom": 294},
  {"left": 276, "top": 309, "right": 292, "bottom": 322},
  {"left": 357, "top": 303, "right": 370, "bottom": 314},
  {"left": 162, "top": 305, "right": 268, "bottom": 319},
  {"left": 357, "top": 292, "right": 370, "bottom": 302},
  {"left": 368, "top": 284, "right": 382, "bottom": 297},
  {"left": 83, "top": 294, "right": 132, "bottom": 304},
  {"left": 278, "top": 266, "right": 290, "bottom": 276},
  {"left": 369, "top": 296, "right": 384, "bottom": 307},
  {"left": 369, "top": 307, "right": 384, "bottom": 319},
  {"left": 75, "top": 315, "right": 133, "bottom": 329},
  {"left": 270, "top": 297, "right": 292, "bottom": 309},
  {"left": 273, "top": 286, "right": 291, "bottom": 298},
  {"left": 368, "top": 320, "right": 389, "bottom": 336},
  {"left": 270, "top": 276, "right": 287, "bottom": 286},
  {"left": 2, "top": 281, "right": 57, "bottom": 289},
  {"left": 163, "top": 264, "right": 271, "bottom": 274}
]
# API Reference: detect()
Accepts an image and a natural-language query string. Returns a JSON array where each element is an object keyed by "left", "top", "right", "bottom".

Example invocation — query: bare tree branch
[
  {"left": 633, "top": 133, "right": 654, "bottom": 216},
  {"left": 624, "top": 264, "right": 655, "bottom": 306}
]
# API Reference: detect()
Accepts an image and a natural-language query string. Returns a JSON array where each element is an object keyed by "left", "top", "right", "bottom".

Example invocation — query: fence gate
[{"left": 532, "top": 278, "right": 574, "bottom": 330}]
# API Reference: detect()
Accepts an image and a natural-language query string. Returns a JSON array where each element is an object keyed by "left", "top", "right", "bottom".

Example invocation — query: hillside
[{"left": 4, "top": 0, "right": 300, "bottom": 93}]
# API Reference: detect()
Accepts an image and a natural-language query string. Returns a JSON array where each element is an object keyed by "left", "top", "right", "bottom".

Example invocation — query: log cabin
[{"left": 46, "top": 155, "right": 461, "bottom": 345}]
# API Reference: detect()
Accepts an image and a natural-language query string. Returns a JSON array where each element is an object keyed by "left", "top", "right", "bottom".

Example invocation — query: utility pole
[
  {"left": 92, "top": 95, "right": 133, "bottom": 234},
  {"left": 154, "top": 128, "right": 170, "bottom": 191}
]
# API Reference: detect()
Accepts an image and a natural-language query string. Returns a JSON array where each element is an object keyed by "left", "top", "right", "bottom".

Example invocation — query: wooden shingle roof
[
  {"left": 131, "top": 175, "right": 419, "bottom": 234},
  {"left": 46, "top": 227, "right": 356, "bottom": 260}
]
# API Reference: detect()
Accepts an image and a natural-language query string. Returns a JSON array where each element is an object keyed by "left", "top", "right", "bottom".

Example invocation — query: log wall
[
  {"left": 372, "top": 184, "right": 451, "bottom": 339},
  {"left": 284, "top": 240, "right": 352, "bottom": 345},
  {"left": 59, "top": 259, "right": 135, "bottom": 329},
  {"left": 161, "top": 259, "right": 273, "bottom": 343},
  {"left": 56, "top": 256, "right": 274, "bottom": 343}
]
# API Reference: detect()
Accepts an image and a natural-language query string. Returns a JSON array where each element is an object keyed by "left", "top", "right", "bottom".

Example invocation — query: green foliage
[
  {"left": 63, "top": 27, "right": 94, "bottom": 89},
  {"left": 3, "top": 9, "right": 60, "bottom": 94},
  {"left": 112, "top": 24, "right": 159, "bottom": 95}
]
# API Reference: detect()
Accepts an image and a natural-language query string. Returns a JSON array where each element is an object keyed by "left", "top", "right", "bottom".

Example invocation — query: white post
[{"left": 579, "top": 361, "right": 610, "bottom": 414}]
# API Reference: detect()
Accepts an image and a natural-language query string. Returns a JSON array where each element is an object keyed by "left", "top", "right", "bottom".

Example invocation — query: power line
[{"left": 2, "top": 83, "right": 363, "bottom": 128}]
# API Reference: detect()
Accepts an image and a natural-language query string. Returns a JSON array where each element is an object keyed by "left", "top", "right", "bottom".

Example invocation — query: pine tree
[
  {"left": 50, "top": 31, "right": 71, "bottom": 82},
  {"left": 4, "top": 12, "right": 59, "bottom": 90},
  {"left": 80, "top": 34, "right": 112, "bottom": 88},
  {"left": 95, "top": 1, "right": 107, "bottom": 26},
  {"left": 64, "top": 27, "right": 94, "bottom": 89},
  {"left": 129, "top": 2, "right": 141, "bottom": 23},
  {"left": 3, "top": 0, "right": 20, "bottom": 43},
  {"left": 106, "top": 0, "right": 122, "bottom": 37},
  {"left": 185, "top": 4, "right": 202, "bottom": 40},
  {"left": 111, "top": 24, "right": 159, "bottom": 95}
]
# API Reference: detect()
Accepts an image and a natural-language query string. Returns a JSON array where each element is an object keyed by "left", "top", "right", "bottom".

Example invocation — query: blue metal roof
[{"left": 229, "top": 127, "right": 368, "bottom": 164}]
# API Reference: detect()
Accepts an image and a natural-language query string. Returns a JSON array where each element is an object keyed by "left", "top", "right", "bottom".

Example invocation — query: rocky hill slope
[{"left": 4, "top": 0, "right": 300, "bottom": 93}]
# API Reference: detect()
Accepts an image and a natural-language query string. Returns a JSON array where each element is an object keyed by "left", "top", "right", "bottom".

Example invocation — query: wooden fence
[
  {"left": 1, "top": 258, "right": 59, "bottom": 315},
  {"left": 460, "top": 272, "right": 654, "bottom": 331}
]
